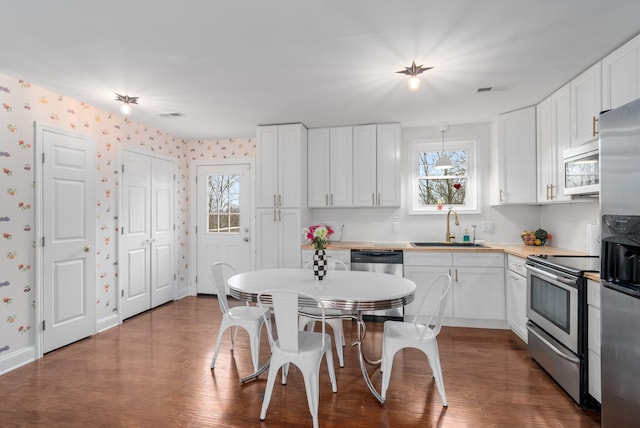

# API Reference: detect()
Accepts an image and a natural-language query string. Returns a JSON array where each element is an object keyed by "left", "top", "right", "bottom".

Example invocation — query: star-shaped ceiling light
[
  {"left": 396, "top": 61, "right": 433, "bottom": 91},
  {"left": 114, "top": 93, "right": 139, "bottom": 115}
]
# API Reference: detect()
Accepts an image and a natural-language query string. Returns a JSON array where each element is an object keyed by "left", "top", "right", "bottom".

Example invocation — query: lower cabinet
[
  {"left": 256, "top": 208, "right": 303, "bottom": 269},
  {"left": 404, "top": 251, "right": 506, "bottom": 328},
  {"left": 506, "top": 254, "right": 528, "bottom": 343},
  {"left": 587, "top": 279, "right": 601, "bottom": 403}
]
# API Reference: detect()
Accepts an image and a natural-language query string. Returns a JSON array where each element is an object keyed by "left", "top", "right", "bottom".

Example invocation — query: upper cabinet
[
  {"left": 308, "top": 123, "right": 401, "bottom": 208},
  {"left": 537, "top": 83, "right": 572, "bottom": 203},
  {"left": 353, "top": 123, "right": 401, "bottom": 207},
  {"left": 256, "top": 123, "right": 307, "bottom": 209},
  {"left": 307, "top": 127, "right": 353, "bottom": 208},
  {"left": 497, "top": 106, "right": 537, "bottom": 204},
  {"left": 570, "top": 62, "right": 602, "bottom": 147},
  {"left": 602, "top": 33, "right": 640, "bottom": 110}
]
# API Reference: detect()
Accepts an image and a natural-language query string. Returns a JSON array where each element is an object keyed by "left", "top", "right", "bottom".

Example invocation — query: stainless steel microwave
[{"left": 563, "top": 140, "right": 599, "bottom": 195}]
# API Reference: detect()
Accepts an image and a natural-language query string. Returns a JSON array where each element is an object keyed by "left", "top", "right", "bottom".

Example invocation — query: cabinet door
[
  {"left": 403, "top": 266, "right": 454, "bottom": 322},
  {"left": 255, "top": 208, "right": 279, "bottom": 269},
  {"left": 497, "top": 106, "right": 537, "bottom": 204},
  {"left": 453, "top": 267, "right": 505, "bottom": 320},
  {"left": 506, "top": 271, "right": 527, "bottom": 343},
  {"left": 537, "top": 96, "right": 554, "bottom": 202},
  {"left": 551, "top": 84, "right": 572, "bottom": 201},
  {"left": 352, "top": 124, "right": 378, "bottom": 207},
  {"left": 603, "top": 33, "right": 640, "bottom": 110},
  {"left": 570, "top": 62, "right": 602, "bottom": 147},
  {"left": 278, "top": 124, "right": 305, "bottom": 208},
  {"left": 329, "top": 127, "right": 353, "bottom": 207},
  {"left": 256, "top": 126, "right": 279, "bottom": 208},
  {"left": 307, "top": 128, "right": 331, "bottom": 208},
  {"left": 376, "top": 123, "right": 401, "bottom": 207},
  {"left": 279, "top": 209, "right": 302, "bottom": 268}
]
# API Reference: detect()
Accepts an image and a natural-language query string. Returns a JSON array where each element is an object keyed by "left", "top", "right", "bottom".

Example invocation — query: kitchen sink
[{"left": 410, "top": 242, "right": 488, "bottom": 248}]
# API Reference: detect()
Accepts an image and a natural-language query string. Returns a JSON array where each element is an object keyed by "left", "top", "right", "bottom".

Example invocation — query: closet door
[{"left": 120, "top": 150, "right": 175, "bottom": 320}]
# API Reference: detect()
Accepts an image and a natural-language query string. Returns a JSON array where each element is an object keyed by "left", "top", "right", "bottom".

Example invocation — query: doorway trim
[{"left": 189, "top": 158, "right": 255, "bottom": 296}]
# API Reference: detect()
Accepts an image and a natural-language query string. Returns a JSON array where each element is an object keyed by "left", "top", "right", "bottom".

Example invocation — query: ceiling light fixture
[
  {"left": 434, "top": 121, "right": 453, "bottom": 170},
  {"left": 115, "top": 93, "right": 139, "bottom": 116},
  {"left": 396, "top": 61, "right": 433, "bottom": 92}
]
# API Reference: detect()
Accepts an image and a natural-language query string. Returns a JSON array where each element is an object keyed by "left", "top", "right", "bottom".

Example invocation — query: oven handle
[
  {"left": 525, "top": 264, "right": 577, "bottom": 286},
  {"left": 526, "top": 322, "right": 580, "bottom": 364}
]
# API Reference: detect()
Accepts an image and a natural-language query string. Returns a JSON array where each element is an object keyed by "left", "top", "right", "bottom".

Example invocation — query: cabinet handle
[
  {"left": 592, "top": 116, "right": 599, "bottom": 137},
  {"left": 549, "top": 184, "right": 555, "bottom": 200},
  {"left": 278, "top": 194, "right": 282, "bottom": 207},
  {"left": 377, "top": 193, "right": 381, "bottom": 206},
  {"left": 278, "top": 210, "right": 282, "bottom": 222},
  {"left": 325, "top": 194, "right": 328, "bottom": 206},
  {"left": 372, "top": 193, "right": 375, "bottom": 206},
  {"left": 455, "top": 269, "right": 459, "bottom": 282},
  {"left": 330, "top": 193, "right": 334, "bottom": 206},
  {"left": 273, "top": 209, "right": 277, "bottom": 222},
  {"left": 546, "top": 184, "right": 550, "bottom": 200},
  {"left": 499, "top": 189, "right": 504, "bottom": 203},
  {"left": 273, "top": 194, "right": 277, "bottom": 207}
]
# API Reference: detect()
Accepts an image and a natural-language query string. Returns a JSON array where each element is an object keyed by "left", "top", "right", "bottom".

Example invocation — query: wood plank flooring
[{"left": 0, "top": 296, "right": 601, "bottom": 427}]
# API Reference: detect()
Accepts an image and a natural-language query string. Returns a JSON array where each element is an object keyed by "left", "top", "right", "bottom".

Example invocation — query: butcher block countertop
[{"left": 302, "top": 241, "right": 601, "bottom": 281}]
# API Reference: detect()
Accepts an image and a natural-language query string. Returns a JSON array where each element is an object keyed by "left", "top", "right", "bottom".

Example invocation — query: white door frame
[
  {"left": 34, "top": 123, "right": 96, "bottom": 359},
  {"left": 117, "top": 145, "right": 177, "bottom": 322},
  {"left": 189, "top": 158, "right": 255, "bottom": 296}
]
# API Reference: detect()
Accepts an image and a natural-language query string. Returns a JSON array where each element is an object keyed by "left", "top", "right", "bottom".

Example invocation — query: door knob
[
  {"left": 243, "top": 237, "right": 249, "bottom": 242},
  {"left": 84, "top": 245, "right": 91, "bottom": 252}
]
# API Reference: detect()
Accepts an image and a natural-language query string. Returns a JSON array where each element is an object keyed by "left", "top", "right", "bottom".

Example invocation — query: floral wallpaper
[{"left": 0, "top": 71, "right": 254, "bottom": 368}]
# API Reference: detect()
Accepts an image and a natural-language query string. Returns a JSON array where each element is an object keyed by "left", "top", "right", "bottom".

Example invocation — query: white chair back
[
  {"left": 258, "top": 289, "right": 327, "bottom": 352},
  {"left": 209, "top": 262, "right": 237, "bottom": 315},
  {"left": 303, "top": 259, "right": 349, "bottom": 271},
  {"left": 410, "top": 274, "right": 452, "bottom": 337}
]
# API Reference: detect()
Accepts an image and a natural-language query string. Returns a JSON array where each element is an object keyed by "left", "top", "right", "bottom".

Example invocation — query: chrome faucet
[{"left": 445, "top": 208, "right": 460, "bottom": 242}]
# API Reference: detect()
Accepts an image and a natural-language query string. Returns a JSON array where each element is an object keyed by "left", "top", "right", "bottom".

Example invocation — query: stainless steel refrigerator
[{"left": 599, "top": 97, "right": 640, "bottom": 428}]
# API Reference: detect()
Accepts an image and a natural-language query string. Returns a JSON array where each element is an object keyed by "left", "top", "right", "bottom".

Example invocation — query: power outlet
[
  {"left": 482, "top": 221, "right": 495, "bottom": 233},
  {"left": 392, "top": 222, "right": 400, "bottom": 233}
]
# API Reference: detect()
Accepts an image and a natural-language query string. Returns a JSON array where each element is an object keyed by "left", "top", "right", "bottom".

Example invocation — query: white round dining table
[{"left": 227, "top": 268, "right": 416, "bottom": 403}]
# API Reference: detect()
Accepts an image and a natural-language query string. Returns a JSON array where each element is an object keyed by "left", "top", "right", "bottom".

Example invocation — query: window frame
[{"left": 409, "top": 139, "right": 479, "bottom": 214}]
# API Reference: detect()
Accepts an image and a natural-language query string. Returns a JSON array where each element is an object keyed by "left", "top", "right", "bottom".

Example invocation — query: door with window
[{"left": 196, "top": 164, "right": 252, "bottom": 294}]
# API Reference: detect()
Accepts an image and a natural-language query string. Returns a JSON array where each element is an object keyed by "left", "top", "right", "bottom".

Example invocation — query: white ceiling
[{"left": 3, "top": 1, "right": 640, "bottom": 140}]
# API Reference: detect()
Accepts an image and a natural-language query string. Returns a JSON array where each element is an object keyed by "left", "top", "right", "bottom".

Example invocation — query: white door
[
  {"left": 120, "top": 151, "right": 152, "bottom": 319},
  {"left": 196, "top": 164, "right": 252, "bottom": 294},
  {"left": 120, "top": 150, "right": 175, "bottom": 319},
  {"left": 38, "top": 125, "right": 96, "bottom": 353}
]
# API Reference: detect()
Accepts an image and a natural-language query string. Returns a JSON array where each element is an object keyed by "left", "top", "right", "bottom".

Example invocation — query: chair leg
[
  {"left": 328, "top": 319, "right": 344, "bottom": 368},
  {"left": 248, "top": 324, "right": 262, "bottom": 373},
  {"left": 427, "top": 345, "right": 447, "bottom": 407},
  {"left": 260, "top": 361, "right": 280, "bottom": 421},
  {"left": 230, "top": 326, "right": 237, "bottom": 351},
  {"left": 324, "top": 346, "right": 338, "bottom": 393},
  {"left": 380, "top": 347, "right": 396, "bottom": 401},
  {"left": 302, "top": 370, "right": 320, "bottom": 428},
  {"left": 210, "top": 324, "right": 229, "bottom": 369},
  {"left": 281, "top": 362, "right": 289, "bottom": 385}
]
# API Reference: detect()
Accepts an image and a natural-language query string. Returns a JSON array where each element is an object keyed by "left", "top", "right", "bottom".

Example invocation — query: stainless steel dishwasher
[{"left": 350, "top": 249, "right": 404, "bottom": 321}]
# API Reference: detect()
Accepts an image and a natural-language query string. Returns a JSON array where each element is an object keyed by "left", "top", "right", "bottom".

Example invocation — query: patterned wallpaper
[{"left": 0, "top": 71, "right": 254, "bottom": 366}]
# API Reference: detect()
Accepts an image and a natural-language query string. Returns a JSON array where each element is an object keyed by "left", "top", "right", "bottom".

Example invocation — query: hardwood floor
[{"left": 0, "top": 296, "right": 601, "bottom": 427}]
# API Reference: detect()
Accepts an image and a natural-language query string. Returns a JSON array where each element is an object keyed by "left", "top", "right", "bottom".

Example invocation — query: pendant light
[
  {"left": 396, "top": 61, "right": 433, "bottom": 92},
  {"left": 115, "top": 93, "right": 139, "bottom": 116},
  {"left": 434, "top": 122, "right": 452, "bottom": 170}
]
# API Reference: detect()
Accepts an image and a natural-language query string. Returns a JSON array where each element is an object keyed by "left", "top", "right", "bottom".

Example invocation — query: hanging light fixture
[
  {"left": 114, "top": 93, "right": 139, "bottom": 116},
  {"left": 396, "top": 61, "right": 433, "bottom": 92},
  {"left": 434, "top": 121, "right": 453, "bottom": 170}
]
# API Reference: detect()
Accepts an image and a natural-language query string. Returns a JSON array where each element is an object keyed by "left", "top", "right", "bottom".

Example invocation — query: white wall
[
  {"left": 312, "top": 122, "right": 542, "bottom": 245},
  {"left": 541, "top": 201, "right": 600, "bottom": 252}
]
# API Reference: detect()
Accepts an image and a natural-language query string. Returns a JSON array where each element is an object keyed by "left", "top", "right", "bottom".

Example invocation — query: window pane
[
  {"left": 418, "top": 178, "right": 467, "bottom": 206},
  {"left": 417, "top": 150, "right": 467, "bottom": 177},
  {"left": 207, "top": 174, "right": 240, "bottom": 233}
]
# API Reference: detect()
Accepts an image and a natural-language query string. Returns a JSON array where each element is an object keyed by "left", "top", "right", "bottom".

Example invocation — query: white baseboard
[
  {"left": 0, "top": 346, "right": 36, "bottom": 376},
  {"left": 97, "top": 314, "right": 120, "bottom": 333},
  {"left": 176, "top": 287, "right": 190, "bottom": 299}
]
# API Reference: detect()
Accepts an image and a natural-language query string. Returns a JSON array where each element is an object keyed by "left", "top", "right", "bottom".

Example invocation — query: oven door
[{"left": 526, "top": 264, "right": 579, "bottom": 354}]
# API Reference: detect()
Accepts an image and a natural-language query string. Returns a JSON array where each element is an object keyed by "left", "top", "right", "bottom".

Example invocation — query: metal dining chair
[
  {"left": 300, "top": 259, "right": 349, "bottom": 367},
  {"left": 380, "top": 273, "right": 452, "bottom": 406},
  {"left": 257, "top": 289, "right": 338, "bottom": 428},
  {"left": 209, "top": 262, "right": 269, "bottom": 373}
]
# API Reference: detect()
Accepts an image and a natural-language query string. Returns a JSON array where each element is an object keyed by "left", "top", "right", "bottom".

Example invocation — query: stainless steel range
[{"left": 525, "top": 254, "right": 599, "bottom": 408}]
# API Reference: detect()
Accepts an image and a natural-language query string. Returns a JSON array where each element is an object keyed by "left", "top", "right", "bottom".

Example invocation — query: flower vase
[{"left": 313, "top": 249, "right": 327, "bottom": 280}]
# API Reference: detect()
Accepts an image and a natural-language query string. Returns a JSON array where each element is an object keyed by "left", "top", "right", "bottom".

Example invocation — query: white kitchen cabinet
[
  {"left": 496, "top": 106, "right": 537, "bottom": 204},
  {"left": 536, "top": 84, "right": 572, "bottom": 203},
  {"left": 307, "top": 127, "right": 353, "bottom": 208},
  {"left": 603, "top": 33, "right": 640, "bottom": 111},
  {"left": 256, "top": 208, "right": 303, "bottom": 269},
  {"left": 506, "top": 254, "right": 528, "bottom": 343},
  {"left": 404, "top": 251, "right": 506, "bottom": 328},
  {"left": 570, "top": 62, "right": 602, "bottom": 147},
  {"left": 353, "top": 123, "right": 401, "bottom": 207},
  {"left": 587, "top": 279, "right": 601, "bottom": 403},
  {"left": 256, "top": 124, "right": 307, "bottom": 209},
  {"left": 256, "top": 124, "right": 309, "bottom": 269}
]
